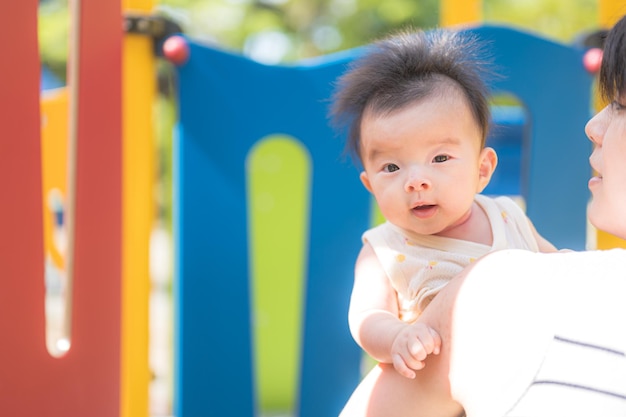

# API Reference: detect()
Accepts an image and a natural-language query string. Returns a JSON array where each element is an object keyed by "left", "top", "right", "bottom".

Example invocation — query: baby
[{"left": 331, "top": 28, "right": 556, "bottom": 379}]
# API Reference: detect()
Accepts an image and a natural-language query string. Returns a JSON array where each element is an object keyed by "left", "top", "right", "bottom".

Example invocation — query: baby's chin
[{"left": 401, "top": 223, "right": 447, "bottom": 237}]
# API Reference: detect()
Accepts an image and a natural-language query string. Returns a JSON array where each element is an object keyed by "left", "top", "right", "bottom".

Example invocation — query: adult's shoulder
[{"left": 445, "top": 248, "right": 626, "bottom": 416}]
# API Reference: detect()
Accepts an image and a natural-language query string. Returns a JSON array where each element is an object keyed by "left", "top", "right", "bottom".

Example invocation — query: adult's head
[{"left": 585, "top": 14, "right": 626, "bottom": 239}]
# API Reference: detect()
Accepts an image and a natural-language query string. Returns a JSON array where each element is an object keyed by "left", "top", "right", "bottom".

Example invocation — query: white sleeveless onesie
[{"left": 362, "top": 194, "right": 539, "bottom": 322}]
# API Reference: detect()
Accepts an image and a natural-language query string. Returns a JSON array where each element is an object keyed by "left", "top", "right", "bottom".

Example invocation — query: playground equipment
[
  {"left": 1, "top": 1, "right": 122, "bottom": 416},
  {"left": 171, "top": 23, "right": 593, "bottom": 417},
  {"left": 0, "top": 0, "right": 624, "bottom": 417}
]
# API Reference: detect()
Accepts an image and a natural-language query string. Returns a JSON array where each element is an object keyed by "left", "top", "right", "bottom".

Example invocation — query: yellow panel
[
  {"left": 41, "top": 88, "right": 69, "bottom": 270},
  {"left": 41, "top": 88, "right": 71, "bottom": 356},
  {"left": 123, "top": 0, "right": 153, "bottom": 11},
  {"left": 597, "top": 230, "right": 626, "bottom": 249},
  {"left": 440, "top": 0, "right": 482, "bottom": 27},
  {"left": 121, "top": 1, "right": 155, "bottom": 417}
]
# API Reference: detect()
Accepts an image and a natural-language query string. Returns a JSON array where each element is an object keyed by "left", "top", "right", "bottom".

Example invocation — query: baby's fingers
[
  {"left": 392, "top": 354, "right": 417, "bottom": 379},
  {"left": 430, "top": 327, "right": 442, "bottom": 355},
  {"left": 400, "top": 341, "right": 427, "bottom": 372},
  {"left": 408, "top": 339, "right": 428, "bottom": 361},
  {"left": 411, "top": 326, "right": 441, "bottom": 356}
]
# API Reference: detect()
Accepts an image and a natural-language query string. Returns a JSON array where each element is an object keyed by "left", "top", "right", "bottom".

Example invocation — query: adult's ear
[{"left": 477, "top": 147, "right": 498, "bottom": 192}]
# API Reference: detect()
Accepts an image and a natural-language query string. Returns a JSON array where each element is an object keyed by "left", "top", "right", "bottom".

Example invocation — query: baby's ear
[
  {"left": 477, "top": 147, "right": 498, "bottom": 192},
  {"left": 360, "top": 171, "right": 373, "bottom": 193}
]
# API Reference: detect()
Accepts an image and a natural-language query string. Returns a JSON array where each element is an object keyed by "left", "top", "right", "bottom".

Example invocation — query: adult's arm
[{"left": 444, "top": 249, "right": 557, "bottom": 416}]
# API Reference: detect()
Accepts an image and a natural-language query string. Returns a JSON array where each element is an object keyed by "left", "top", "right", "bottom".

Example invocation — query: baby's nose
[{"left": 404, "top": 170, "right": 431, "bottom": 192}]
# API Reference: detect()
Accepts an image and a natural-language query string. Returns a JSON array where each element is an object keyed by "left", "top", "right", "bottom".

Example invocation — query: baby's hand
[{"left": 391, "top": 323, "right": 441, "bottom": 379}]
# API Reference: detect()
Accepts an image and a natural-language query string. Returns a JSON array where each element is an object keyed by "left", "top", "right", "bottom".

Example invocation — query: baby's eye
[
  {"left": 433, "top": 154, "right": 450, "bottom": 163},
  {"left": 383, "top": 163, "right": 400, "bottom": 173}
]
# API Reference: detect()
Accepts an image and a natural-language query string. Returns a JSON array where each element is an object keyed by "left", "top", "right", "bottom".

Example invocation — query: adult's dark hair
[
  {"left": 599, "top": 15, "right": 626, "bottom": 103},
  {"left": 330, "top": 28, "right": 493, "bottom": 165}
]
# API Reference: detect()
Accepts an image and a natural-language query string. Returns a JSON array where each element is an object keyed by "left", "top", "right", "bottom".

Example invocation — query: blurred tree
[
  {"left": 156, "top": 0, "right": 439, "bottom": 63},
  {"left": 38, "top": 0, "right": 70, "bottom": 81},
  {"left": 38, "top": 0, "right": 601, "bottom": 76}
]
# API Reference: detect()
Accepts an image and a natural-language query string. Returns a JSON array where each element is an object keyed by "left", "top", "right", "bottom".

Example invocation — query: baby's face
[
  {"left": 585, "top": 97, "right": 626, "bottom": 239},
  {"left": 358, "top": 91, "right": 493, "bottom": 237}
]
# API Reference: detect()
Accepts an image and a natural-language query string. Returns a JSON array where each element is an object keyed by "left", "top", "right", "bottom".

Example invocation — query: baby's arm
[{"left": 348, "top": 243, "right": 441, "bottom": 379}]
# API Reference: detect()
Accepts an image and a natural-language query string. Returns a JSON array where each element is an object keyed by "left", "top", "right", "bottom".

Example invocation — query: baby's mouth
[{"left": 411, "top": 204, "right": 437, "bottom": 219}]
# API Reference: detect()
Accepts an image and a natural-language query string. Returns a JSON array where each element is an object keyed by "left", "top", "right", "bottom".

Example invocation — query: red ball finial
[
  {"left": 163, "top": 35, "right": 190, "bottom": 66},
  {"left": 583, "top": 47, "right": 603, "bottom": 74}
]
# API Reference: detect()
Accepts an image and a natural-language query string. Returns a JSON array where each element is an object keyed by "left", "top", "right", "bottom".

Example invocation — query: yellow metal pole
[
  {"left": 440, "top": 0, "right": 482, "bottom": 26},
  {"left": 121, "top": 0, "right": 155, "bottom": 416},
  {"left": 595, "top": 0, "right": 626, "bottom": 249}
]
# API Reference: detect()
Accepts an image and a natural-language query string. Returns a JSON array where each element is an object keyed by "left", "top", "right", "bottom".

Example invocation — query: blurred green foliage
[
  {"left": 38, "top": 0, "right": 70, "bottom": 80},
  {"left": 155, "top": 0, "right": 438, "bottom": 62},
  {"left": 39, "top": 0, "right": 600, "bottom": 80}
]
